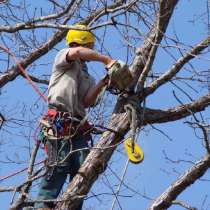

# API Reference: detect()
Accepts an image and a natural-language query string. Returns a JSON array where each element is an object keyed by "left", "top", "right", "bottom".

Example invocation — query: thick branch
[
  {"left": 141, "top": 94, "right": 210, "bottom": 125},
  {"left": 20, "top": 73, "right": 49, "bottom": 85},
  {"left": 0, "top": 186, "right": 16, "bottom": 192},
  {"left": 148, "top": 154, "right": 210, "bottom": 210}
]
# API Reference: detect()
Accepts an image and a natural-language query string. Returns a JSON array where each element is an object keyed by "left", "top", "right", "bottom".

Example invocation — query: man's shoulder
[{"left": 55, "top": 48, "right": 69, "bottom": 57}]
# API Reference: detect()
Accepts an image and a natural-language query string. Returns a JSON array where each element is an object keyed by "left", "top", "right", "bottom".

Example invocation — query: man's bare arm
[
  {"left": 83, "top": 76, "right": 109, "bottom": 108},
  {"left": 67, "top": 46, "right": 116, "bottom": 68}
]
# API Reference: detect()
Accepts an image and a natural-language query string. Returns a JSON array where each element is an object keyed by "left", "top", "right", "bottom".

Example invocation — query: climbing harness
[
  {"left": 40, "top": 109, "right": 94, "bottom": 139},
  {"left": 124, "top": 103, "right": 144, "bottom": 164}
]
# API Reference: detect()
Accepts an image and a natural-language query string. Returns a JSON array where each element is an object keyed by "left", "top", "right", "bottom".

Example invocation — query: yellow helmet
[{"left": 66, "top": 24, "right": 95, "bottom": 45}]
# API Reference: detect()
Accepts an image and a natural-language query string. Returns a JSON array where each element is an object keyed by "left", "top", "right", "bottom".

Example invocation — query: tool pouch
[{"left": 107, "top": 60, "right": 133, "bottom": 92}]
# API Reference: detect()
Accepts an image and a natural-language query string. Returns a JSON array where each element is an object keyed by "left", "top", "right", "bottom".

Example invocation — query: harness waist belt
[{"left": 40, "top": 109, "right": 93, "bottom": 139}]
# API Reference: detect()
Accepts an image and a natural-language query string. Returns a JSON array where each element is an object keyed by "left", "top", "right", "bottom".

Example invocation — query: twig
[
  {"left": 172, "top": 200, "right": 198, "bottom": 210},
  {"left": 110, "top": 159, "right": 129, "bottom": 210}
]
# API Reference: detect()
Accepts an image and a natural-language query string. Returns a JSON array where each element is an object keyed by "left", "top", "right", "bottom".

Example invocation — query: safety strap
[
  {"left": 124, "top": 103, "right": 137, "bottom": 152},
  {"left": 124, "top": 100, "right": 144, "bottom": 164}
]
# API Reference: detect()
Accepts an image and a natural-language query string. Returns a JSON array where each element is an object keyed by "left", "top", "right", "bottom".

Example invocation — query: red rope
[
  {"left": 0, "top": 44, "right": 48, "bottom": 103},
  {"left": 0, "top": 44, "right": 48, "bottom": 181}
]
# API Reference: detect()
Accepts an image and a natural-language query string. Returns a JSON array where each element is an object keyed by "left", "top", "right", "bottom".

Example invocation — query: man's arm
[
  {"left": 66, "top": 46, "right": 116, "bottom": 68},
  {"left": 83, "top": 76, "right": 109, "bottom": 108}
]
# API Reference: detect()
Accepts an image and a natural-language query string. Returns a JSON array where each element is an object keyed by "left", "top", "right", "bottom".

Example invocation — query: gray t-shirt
[{"left": 48, "top": 48, "right": 95, "bottom": 118}]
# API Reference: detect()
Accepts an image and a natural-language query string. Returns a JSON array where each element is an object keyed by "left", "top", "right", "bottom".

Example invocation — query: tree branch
[
  {"left": 148, "top": 153, "right": 210, "bottom": 210},
  {"left": 9, "top": 142, "right": 40, "bottom": 210},
  {"left": 0, "top": 186, "right": 17, "bottom": 192},
  {"left": 136, "top": 0, "right": 179, "bottom": 92},
  {"left": 20, "top": 73, "right": 49, "bottom": 85},
  {"left": 144, "top": 36, "right": 210, "bottom": 97},
  {"left": 172, "top": 200, "right": 198, "bottom": 210},
  {"left": 130, "top": 0, "right": 179, "bottom": 89},
  {"left": 0, "top": 0, "right": 79, "bottom": 33},
  {"left": 140, "top": 94, "right": 210, "bottom": 125},
  {"left": 0, "top": 112, "right": 5, "bottom": 129}
]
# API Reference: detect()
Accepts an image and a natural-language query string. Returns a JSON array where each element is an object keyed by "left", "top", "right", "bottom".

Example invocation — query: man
[{"left": 35, "top": 24, "right": 116, "bottom": 210}]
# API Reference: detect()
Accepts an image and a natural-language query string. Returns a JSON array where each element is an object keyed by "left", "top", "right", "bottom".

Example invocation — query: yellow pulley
[{"left": 124, "top": 137, "right": 144, "bottom": 164}]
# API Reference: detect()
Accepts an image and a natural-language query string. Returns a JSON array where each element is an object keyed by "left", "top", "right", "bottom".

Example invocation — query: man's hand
[{"left": 105, "top": 59, "right": 117, "bottom": 70}]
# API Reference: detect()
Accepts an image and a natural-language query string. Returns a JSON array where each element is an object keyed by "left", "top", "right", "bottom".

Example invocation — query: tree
[{"left": 0, "top": 0, "right": 209, "bottom": 210}]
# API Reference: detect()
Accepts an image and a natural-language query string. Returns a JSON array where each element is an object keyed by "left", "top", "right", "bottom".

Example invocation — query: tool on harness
[
  {"left": 124, "top": 103, "right": 144, "bottom": 164},
  {"left": 40, "top": 109, "right": 93, "bottom": 139}
]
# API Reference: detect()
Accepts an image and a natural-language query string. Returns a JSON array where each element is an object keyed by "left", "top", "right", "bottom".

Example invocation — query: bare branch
[
  {"left": 172, "top": 200, "right": 198, "bottom": 210},
  {"left": 20, "top": 73, "right": 49, "bottom": 85},
  {"left": 148, "top": 154, "right": 210, "bottom": 210},
  {"left": 130, "top": 0, "right": 179, "bottom": 89},
  {"left": 0, "top": 112, "right": 5, "bottom": 129},
  {"left": 136, "top": 0, "right": 179, "bottom": 91},
  {"left": 186, "top": 121, "right": 210, "bottom": 154},
  {"left": 9, "top": 142, "right": 40, "bottom": 210},
  {"left": 144, "top": 36, "right": 210, "bottom": 97},
  {"left": 140, "top": 94, "right": 210, "bottom": 125},
  {"left": 0, "top": 186, "right": 17, "bottom": 193},
  {"left": 0, "top": 0, "right": 80, "bottom": 33}
]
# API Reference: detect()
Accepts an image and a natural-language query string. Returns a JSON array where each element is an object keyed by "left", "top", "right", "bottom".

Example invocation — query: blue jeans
[{"left": 34, "top": 135, "right": 90, "bottom": 209}]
